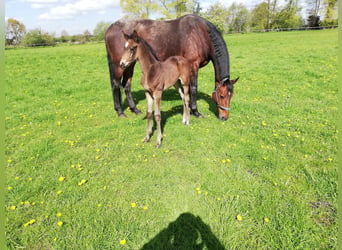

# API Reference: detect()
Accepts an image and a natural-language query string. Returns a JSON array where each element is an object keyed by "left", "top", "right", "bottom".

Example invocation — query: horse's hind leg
[
  {"left": 144, "top": 91, "right": 153, "bottom": 143},
  {"left": 153, "top": 91, "right": 163, "bottom": 148}
]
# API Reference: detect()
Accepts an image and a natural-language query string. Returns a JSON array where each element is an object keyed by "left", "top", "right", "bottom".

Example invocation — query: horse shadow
[
  {"left": 140, "top": 212, "right": 226, "bottom": 250},
  {"left": 124, "top": 88, "right": 217, "bottom": 123}
]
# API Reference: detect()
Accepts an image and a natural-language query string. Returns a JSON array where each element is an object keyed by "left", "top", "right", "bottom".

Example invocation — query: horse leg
[
  {"left": 175, "top": 81, "right": 190, "bottom": 125},
  {"left": 107, "top": 52, "right": 126, "bottom": 117},
  {"left": 122, "top": 62, "right": 142, "bottom": 115},
  {"left": 144, "top": 91, "right": 153, "bottom": 143},
  {"left": 182, "top": 84, "right": 191, "bottom": 125},
  {"left": 153, "top": 91, "right": 163, "bottom": 148},
  {"left": 189, "top": 68, "right": 203, "bottom": 118}
]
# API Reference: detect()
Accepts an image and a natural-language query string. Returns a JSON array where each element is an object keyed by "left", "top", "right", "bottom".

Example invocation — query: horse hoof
[
  {"left": 144, "top": 137, "right": 150, "bottom": 143},
  {"left": 131, "top": 107, "right": 142, "bottom": 115},
  {"left": 191, "top": 110, "right": 204, "bottom": 118},
  {"left": 119, "top": 113, "right": 127, "bottom": 118},
  {"left": 155, "top": 143, "right": 161, "bottom": 148},
  {"left": 183, "top": 120, "right": 190, "bottom": 126}
]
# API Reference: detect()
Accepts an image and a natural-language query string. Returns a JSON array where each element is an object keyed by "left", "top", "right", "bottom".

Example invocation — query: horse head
[
  {"left": 212, "top": 77, "right": 239, "bottom": 121},
  {"left": 120, "top": 30, "right": 140, "bottom": 69}
]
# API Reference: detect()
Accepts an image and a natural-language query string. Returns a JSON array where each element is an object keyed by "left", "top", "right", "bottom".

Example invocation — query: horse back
[{"left": 106, "top": 15, "right": 211, "bottom": 67}]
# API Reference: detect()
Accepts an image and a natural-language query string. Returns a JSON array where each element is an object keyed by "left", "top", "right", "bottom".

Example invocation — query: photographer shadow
[{"left": 141, "top": 213, "right": 226, "bottom": 250}]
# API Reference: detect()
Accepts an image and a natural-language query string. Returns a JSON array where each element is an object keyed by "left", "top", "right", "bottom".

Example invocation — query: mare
[
  {"left": 120, "top": 30, "right": 191, "bottom": 148},
  {"left": 105, "top": 14, "right": 239, "bottom": 121}
]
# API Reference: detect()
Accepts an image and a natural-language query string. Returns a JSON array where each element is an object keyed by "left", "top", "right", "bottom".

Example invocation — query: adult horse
[{"left": 105, "top": 14, "right": 239, "bottom": 120}]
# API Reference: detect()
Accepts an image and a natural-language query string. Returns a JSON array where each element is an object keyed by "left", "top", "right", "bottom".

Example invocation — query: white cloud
[
  {"left": 39, "top": 0, "right": 120, "bottom": 20},
  {"left": 22, "top": 0, "right": 59, "bottom": 9}
]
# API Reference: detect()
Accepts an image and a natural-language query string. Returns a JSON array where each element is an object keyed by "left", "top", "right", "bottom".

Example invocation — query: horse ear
[
  {"left": 232, "top": 77, "right": 240, "bottom": 84},
  {"left": 132, "top": 30, "right": 140, "bottom": 43},
  {"left": 122, "top": 31, "right": 129, "bottom": 41}
]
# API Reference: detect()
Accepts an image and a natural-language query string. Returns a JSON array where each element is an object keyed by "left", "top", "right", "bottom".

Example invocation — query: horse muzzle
[{"left": 119, "top": 61, "right": 128, "bottom": 69}]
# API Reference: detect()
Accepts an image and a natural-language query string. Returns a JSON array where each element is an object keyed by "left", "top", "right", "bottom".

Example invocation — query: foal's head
[
  {"left": 120, "top": 30, "right": 140, "bottom": 69},
  {"left": 212, "top": 77, "right": 239, "bottom": 121}
]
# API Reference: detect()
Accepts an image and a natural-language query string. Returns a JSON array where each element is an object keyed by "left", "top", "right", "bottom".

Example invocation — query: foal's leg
[
  {"left": 144, "top": 91, "right": 153, "bottom": 143},
  {"left": 153, "top": 91, "right": 163, "bottom": 148},
  {"left": 175, "top": 80, "right": 190, "bottom": 125}
]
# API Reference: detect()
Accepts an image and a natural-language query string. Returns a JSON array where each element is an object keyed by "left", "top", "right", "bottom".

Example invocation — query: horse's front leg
[
  {"left": 144, "top": 91, "right": 153, "bottom": 143},
  {"left": 107, "top": 54, "right": 125, "bottom": 117},
  {"left": 153, "top": 91, "right": 163, "bottom": 148},
  {"left": 122, "top": 63, "right": 142, "bottom": 115},
  {"left": 189, "top": 68, "right": 203, "bottom": 118}
]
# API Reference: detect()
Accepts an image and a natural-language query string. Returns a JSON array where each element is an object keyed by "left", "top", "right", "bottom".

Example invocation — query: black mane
[{"left": 202, "top": 18, "right": 230, "bottom": 83}]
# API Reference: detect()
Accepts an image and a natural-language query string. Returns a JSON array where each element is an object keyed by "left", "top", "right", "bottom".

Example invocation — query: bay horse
[
  {"left": 120, "top": 30, "right": 191, "bottom": 148},
  {"left": 105, "top": 14, "right": 239, "bottom": 121}
]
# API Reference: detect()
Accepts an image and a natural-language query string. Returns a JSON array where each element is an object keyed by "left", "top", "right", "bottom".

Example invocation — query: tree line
[{"left": 6, "top": 0, "right": 338, "bottom": 47}]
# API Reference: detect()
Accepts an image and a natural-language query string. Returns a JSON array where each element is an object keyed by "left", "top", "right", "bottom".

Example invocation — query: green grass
[{"left": 5, "top": 29, "right": 338, "bottom": 249}]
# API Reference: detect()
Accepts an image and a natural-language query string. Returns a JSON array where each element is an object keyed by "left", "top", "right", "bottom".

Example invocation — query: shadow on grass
[
  {"left": 141, "top": 213, "right": 226, "bottom": 250},
  {"left": 123, "top": 88, "right": 218, "bottom": 120}
]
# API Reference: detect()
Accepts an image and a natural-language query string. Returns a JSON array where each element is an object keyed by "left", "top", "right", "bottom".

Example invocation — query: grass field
[{"left": 5, "top": 29, "right": 338, "bottom": 249}]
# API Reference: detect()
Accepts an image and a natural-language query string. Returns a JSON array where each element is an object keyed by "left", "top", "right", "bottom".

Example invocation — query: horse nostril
[
  {"left": 120, "top": 62, "right": 126, "bottom": 69},
  {"left": 220, "top": 115, "right": 228, "bottom": 121}
]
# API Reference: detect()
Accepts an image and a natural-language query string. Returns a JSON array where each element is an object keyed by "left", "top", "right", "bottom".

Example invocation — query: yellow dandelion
[
  {"left": 58, "top": 176, "right": 65, "bottom": 182},
  {"left": 143, "top": 206, "right": 149, "bottom": 210},
  {"left": 78, "top": 179, "right": 87, "bottom": 186},
  {"left": 56, "top": 212, "right": 62, "bottom": 217},
  {"left": 103, "top": 186, "right": 107, "bottom": 190},
  {"left": 131, "top": 202, "right": 137, "bottom": 208},
  {"left": 236, "top": 214, "right": 243, "bottom": 221},
  {"left": 217, "top": 197, "right": 221, "bottom": 201},
  {"left": 119, "top": 239, "right": 126, "bottom": 245},
  {"left": 10, "top": 205, "right": 16, "bottom": 210},
  {"left": 264, "top": 217, "right": 270, "bottom": 223},
  {"left": 24, "top": 219, "right": 36, "bottom": 227},
  {"left": 98, "top": 204, "right": 102, "bottom": 207},
  {"left": 56, "top": 190, "right": 63, "bottom": 195},
  {"left": 7, "top": 186, "right": 13, "bottom": 190},
  {"left": 261, "top": 121, "right": 267, "bottom": 126},
  {"left": 57, "top": 221, "right": 64, "bottom": 227}
]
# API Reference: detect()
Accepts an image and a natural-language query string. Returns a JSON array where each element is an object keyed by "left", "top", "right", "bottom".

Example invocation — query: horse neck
[{"left": 137, "top": 40, "right": 159, "bottom": 73}]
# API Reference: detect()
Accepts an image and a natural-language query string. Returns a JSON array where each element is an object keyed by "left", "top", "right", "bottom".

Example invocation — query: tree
[
  {"left": 250, "top": 2, "right": 269, "bottom": 30},
  {"left": 59, "top": 30, "right": 70, "bottom": 43},
  {"left": 93, "top": 21, "right": 112, "bottom": 41},
  {"left": 120, "top": 0, "right": 158, "bottom": 18},
  {"left": 21, "top": 29, "right": 56, "bottom": 47},
  {"left": 273, "top": 0, "right": 302, "bottom": 28},
  {"left": 202, "top": 2, "right": 229, "bottom": 33},
  {"left": 6, "top": 18, "right": 26, "bottom": 45},
  {"left": 321, "top": 0, "right": 338, "bottom": 25},
  {"left": 306, "top": 0, "right": 322, "bottom": 26},
  {"left": 227, "top": 3, "right": 250, "bottom": 33}
]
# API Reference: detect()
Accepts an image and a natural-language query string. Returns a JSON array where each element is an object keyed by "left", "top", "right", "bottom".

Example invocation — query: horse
[
  {"left": 120, "top": 30, "right": 191, "bottom": 148},
  {"left": 105, "top": 14, "right": 239, "bottom": 121}
]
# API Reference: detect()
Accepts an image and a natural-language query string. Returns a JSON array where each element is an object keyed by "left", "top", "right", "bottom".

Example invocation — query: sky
[{"left": 5, "top": 0, "right": 266, "bottom": 37}]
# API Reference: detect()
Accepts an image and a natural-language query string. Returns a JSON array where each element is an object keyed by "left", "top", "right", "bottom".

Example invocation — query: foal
[{"left": 120, "top": 30, "right": 191, "bottom": 148}]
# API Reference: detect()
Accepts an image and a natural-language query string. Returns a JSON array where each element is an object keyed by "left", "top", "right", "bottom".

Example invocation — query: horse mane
[
  {"left": 138, "top": 35, "right": 160, "bottom": 61},
  {"left": 201, "top": 17, "right": 230, "bottom": 83}
]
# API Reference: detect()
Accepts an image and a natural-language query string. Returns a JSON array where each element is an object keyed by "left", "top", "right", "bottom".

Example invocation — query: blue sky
[{"left": 5, "top": 0, "right": 263, "bottom": 36}]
